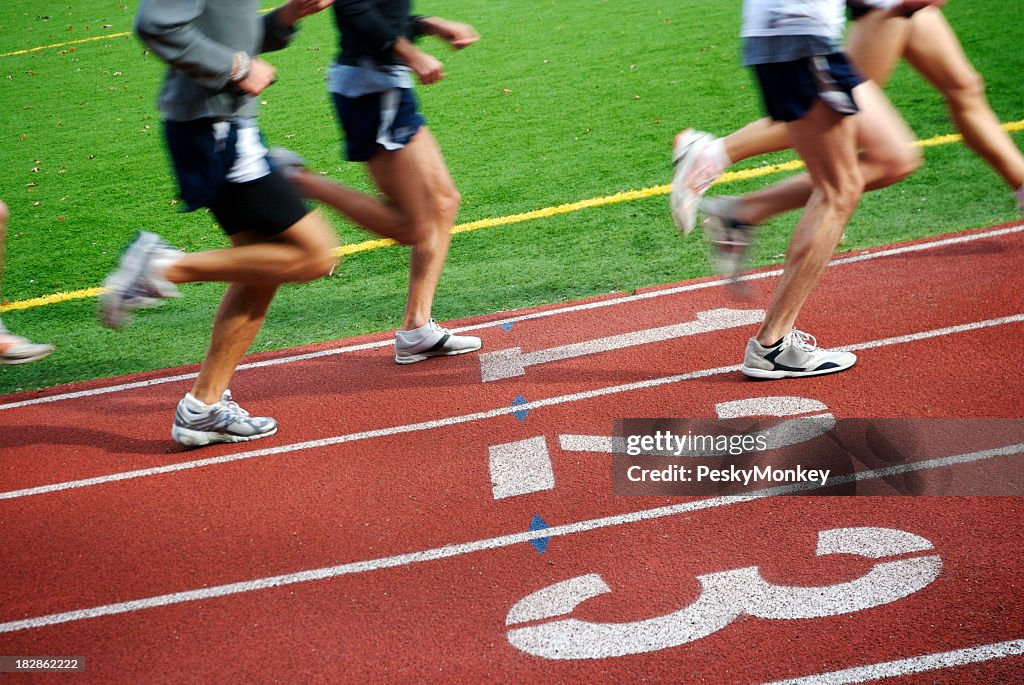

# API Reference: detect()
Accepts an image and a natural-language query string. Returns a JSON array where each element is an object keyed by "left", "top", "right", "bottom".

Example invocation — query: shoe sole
[
  {"left": 741, "top": 361, "right": 856, "bottom": 380},
  {"left": 171, "top": 424, "right": 279, "bottom": 447},
  {"left": 394, "top": 341, "right": 483, "bottom": 365}
]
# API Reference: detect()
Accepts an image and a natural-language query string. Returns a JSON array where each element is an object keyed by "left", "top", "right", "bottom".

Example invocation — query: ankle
[
  {"left": 186, "top": 390, "right": 220, "bottom": 407},
  {"left": 400, "top": 317, "right": 431, "bottom": 332},
  {"left": 152, "top": 251, "right": 184, "bottom": 284},
  {"left": 706, "top": 138, "right": 732, "bottom": 171}
]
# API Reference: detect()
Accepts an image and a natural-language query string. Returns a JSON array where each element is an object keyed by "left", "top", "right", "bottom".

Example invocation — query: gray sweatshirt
[{"left": 134, "top": 0, "right": 295, "bottom": 122}]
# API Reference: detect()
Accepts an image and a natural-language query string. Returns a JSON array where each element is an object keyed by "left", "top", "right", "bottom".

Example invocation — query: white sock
[
  {"left": 150, "top": 252, "right": 183, "bottom": 291},
  {"left": 181, "top": 392, "right": 215, "bottom": 413},
  {"left": 0, "top": 317, "right": 6, "bottom": 334},
  {"left": 706, "top": 138, "right": 731, "bottom": 171}
]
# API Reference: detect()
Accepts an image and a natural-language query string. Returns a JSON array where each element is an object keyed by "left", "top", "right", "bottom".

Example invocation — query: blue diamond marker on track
[
  {"left": 529, "top": 514, "right": 551, "bottom": 554},
  {"left": 500, "top": 322, "right": 515, "bottom": 332},
  {"left": 512, "top": 394, "right": 530, "bottom": 422}
]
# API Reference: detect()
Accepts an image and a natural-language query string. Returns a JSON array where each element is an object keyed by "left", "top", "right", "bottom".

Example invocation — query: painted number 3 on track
[{"left": 505, "top": 527, "right": 941, "bottom": 660}]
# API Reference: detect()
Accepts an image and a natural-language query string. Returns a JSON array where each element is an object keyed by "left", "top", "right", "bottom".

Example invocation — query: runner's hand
[
  {"left": 237, "top": 57, "right": 277, "bottom": 95},
  {"left": 422, "top": 18, "right": 480, "bottom": 50},
  {"left": 408, "top": 50, "right": 446, "bottom": 85},
  {"left": 277, "top": 0, "right": 334, "bottom": 26},
  {"left": 394, "top": 38, "right": 447, "bottom": 85}
]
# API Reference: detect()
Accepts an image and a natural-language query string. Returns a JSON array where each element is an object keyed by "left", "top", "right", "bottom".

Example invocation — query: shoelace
[
  {"left": 427, "top": 319, "right": 450, "bottom": 335},
  {"left": 219, "top": 393, "right": 251, "bottom": 419},
  {"left": 785, "top": 329, "right": 819, "bottom": 353}
]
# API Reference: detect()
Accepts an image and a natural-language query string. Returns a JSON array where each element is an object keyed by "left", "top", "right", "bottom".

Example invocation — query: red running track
[{"left": 0, "top": 224, "right": 1022, "bottom": 683}]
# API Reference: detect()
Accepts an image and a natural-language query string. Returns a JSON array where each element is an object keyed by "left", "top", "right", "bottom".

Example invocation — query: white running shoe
[
  {"left": 394, "top": 319, "right": 482, "bottom": 364},
  {"left": 670, "top": 129, "right": 721, "bottom": 235},
  {"left": 99, "top": 231, "right": 182, "bottom": 329},
  {"left": 171, "top": 390, "right": 278, "bottom": 446},
  {"left": 0, "top": 333, "right": 54, "bottom": 365},
  {"left": 700, "top": 196, "right": 756, "bottom": 280},
  {"left": 741, "top": 330, "right": 856, "bottom": 380}
]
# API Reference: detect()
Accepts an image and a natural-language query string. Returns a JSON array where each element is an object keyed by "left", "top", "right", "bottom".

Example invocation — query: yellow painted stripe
[
  {"left": 0, "top": 7, "right": 278, "bottom": 58},
  {"left": 0, "top": 32, "right": 132, "bottom": 58},
  {"left": 3, "top": 287, "right": 104, "bottom": 312},
  {"left": 3, "top": 121, "right": 1022, "bottom": 313}
]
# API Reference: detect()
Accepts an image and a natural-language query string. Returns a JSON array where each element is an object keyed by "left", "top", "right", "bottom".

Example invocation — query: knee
[
  {"left": 311, "top": 253, "right": 339, "bottom": 281},
  {"left": 288, "top": 231, "right": 339, "bottom": 283},
  {"left": 394, "top": 190, "right": 461, "bottom": 247},
  {"left": 943, "top": 66, "right": 986, "bottom": 110},
  {"left": 293, "top": 249, "right": 338, "bottom": 282},
  {"left": 0, "top": 200, "right": 9, "bottom": 225},
  {"left": 416, "top": 187, "right": 461, "bottom": 242},
  {"left": 878, "top": 144, "right": 922, "bottom": 187},
  {"left": 437, "top": 186, "right": 461, "bottom": 224},
  {"left": 288, "top": 258, "right": 334, "bottom": 283},
  {"left": 820, "top": 173, "right": 865, "bottom": 217}
]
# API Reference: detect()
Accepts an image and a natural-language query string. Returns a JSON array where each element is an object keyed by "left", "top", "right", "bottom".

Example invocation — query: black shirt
[{"left": 332, "top": 0, "right": 425, "bottom": 66}]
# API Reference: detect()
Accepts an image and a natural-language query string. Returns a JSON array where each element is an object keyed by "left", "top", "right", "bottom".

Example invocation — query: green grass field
[{"left": 1, "top": 0, "right": 1021, "bottom": 394}]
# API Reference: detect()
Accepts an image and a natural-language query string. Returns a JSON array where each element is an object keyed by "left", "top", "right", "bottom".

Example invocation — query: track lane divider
[
  {"left": 2, "top": 222, "right": 1022, "bottom": 412},
  {"left": 2, "top": 313, "right": 1023, "bottom": 501},
  {"left": 1, "top": 442, "right": 1021, "bottom": 634}
]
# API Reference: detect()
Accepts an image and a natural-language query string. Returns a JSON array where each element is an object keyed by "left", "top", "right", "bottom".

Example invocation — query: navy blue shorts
[
  {"left": 164, "top": 118, "right": 308, "bottom": 237},
  {"left": 753, "top": 52, "right": 864, "bottom": 122},
  {"left": 332, "top": 88, "right": 426, "bottom": 162}
]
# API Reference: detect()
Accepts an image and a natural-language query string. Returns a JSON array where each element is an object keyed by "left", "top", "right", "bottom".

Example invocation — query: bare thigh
[
  {"left": 786, "top": 101, "right": 861, "bottom": 197},
  {"left": 850, "top": 80, "right": 920, "bottom": 189},
  {"left": 845, "top": 9, "right": 913, "bottom": 86},
  {"left": 901, "top": 8, "right": 978, "bottom": 93},
  {"left": 231, "top": 209, "right": 338, "bottom": 254}
]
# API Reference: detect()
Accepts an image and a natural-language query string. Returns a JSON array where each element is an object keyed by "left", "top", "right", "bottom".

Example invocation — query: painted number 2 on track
[{"left": 505, "top": 527, "right": 941, "bottom": 659}]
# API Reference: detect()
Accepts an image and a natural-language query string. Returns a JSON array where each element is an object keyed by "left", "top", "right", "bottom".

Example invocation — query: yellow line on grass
[
  {"left": 3, "top": 121, "right": 1022, "bottom": 313},
  {"left": 0, "top": 8, "right": 276, "bottom": 59},
  {"left": 0, "top": 32, "right": 132, "bottom": 58}
]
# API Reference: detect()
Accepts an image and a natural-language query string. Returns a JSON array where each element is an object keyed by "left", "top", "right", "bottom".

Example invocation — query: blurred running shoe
[
  {"left": 99, "top": 231, "right": 182, "bottom": 329},
  {"left": 700, "top": 196, "right": 756, "bottom": 280},
  {"left": 670, "top": 129, "right": 721, "bottom": 235},
  {"left": 0, "top": 333, "right": 54, "bottom": 365}
]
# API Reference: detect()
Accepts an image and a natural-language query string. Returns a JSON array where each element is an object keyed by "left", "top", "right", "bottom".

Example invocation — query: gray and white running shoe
[
  {"left": 172, "top": 390, "right": 278, "bottom": 446},
  {"left": 394, "top": 319, "right": 482, "bottom": 364},
  {"left": 742, "top": 330, "right": 856, "bottom": 380},
  {"left": 99, "top": 231, "right": 182, "bottom": 329}
]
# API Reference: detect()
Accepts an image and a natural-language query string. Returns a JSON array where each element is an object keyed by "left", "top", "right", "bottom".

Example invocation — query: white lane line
[
  {"left": 762, "top": 638, "right": 1024, "bottom": 684},
  {"left": 479, "top": 308, "right": 764, "bottom": 381},
  {"left": 2, "top": 223, "right": 1021, "bottom": 411},
  {"left": 2, "top": 313, "right": 1022, "bottom": 501},
  {"left": 1, "top": 442, "right": 1020, "bottom": 634}
]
